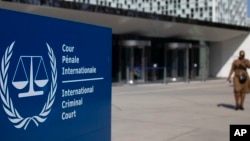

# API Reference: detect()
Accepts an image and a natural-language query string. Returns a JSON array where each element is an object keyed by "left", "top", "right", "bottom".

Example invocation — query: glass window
[{"left": 209, "top": 12, "right": 212, "bottom": 16}]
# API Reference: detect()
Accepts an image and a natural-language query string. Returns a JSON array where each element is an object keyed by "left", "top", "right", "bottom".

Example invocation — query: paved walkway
[{"left": 111, "top": 79, "right": 250, "bottom": 141}]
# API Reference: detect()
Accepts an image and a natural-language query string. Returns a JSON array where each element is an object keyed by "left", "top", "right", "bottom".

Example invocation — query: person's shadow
[{"left": 217, "top": 103, "right": 235, "bottom": 110}]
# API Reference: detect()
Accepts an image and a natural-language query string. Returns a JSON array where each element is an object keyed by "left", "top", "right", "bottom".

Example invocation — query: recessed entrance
[{"left": 112, "top": 40, "right": 209, "bottom": 84}]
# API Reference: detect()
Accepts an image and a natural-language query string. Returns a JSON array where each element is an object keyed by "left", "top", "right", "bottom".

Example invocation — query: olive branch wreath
[{"left": 0, "top": 42, "right": 57, "bottom": 130}]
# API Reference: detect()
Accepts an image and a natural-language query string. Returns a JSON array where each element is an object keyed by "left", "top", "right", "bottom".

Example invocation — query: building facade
[
  {"left": 64, "top": 0, "right": 249, "bottom": 27},
  {"left": 1, "top": 0, "right": 250, "bottom": 84}
]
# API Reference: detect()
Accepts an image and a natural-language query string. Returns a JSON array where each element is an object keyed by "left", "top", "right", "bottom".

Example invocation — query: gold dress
[{"left": 229, "top": 59, "right": 250, "bottom": 93}]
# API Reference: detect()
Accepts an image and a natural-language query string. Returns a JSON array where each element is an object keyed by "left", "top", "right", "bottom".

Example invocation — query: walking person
[{"left": 227, "top": 50, "right": 250, "bottom": 110}]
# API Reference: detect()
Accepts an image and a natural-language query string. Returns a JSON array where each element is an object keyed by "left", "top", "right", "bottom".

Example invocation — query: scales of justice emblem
[
  {"left": 0, "top": 42, "right": 57, "bottom": 130},
  {"left": 12, "top": 56, "right": 49, "bottom": 98}
]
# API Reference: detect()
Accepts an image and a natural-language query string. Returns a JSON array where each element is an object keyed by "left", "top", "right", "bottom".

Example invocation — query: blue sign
[
  {"left": 0, "top": 9, "right": 111, "bottom": 141},
  {"left": 248, "top": 0, "right": 250, "bottom": 18}
]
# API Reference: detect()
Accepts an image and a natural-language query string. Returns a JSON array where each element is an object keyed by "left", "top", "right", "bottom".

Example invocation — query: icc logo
[
  {"left": 13, "top": 56, "right": 49, "bottom": 98},
  {"left": 0, "top": 41, "right": 57, "bottom": 130}
]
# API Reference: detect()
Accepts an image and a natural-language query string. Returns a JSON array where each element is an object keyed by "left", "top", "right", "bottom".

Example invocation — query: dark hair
[{"left": 239, "top": 50, "right": 245, "bottom": 59}]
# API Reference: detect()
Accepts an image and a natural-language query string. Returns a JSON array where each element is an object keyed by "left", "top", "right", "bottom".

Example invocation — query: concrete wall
[{"left": 209, "top": 33, "right": 250, "bottom": 78}]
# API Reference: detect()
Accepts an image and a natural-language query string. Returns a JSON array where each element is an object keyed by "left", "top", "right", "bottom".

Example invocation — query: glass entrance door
[
  {"left": 115, "top": 41, "right": 208, "bottom": 84},
  {"left": 166, "top": 48, "right": 187, "bottom": 82},
  {"left": 120, "top": 46, "right": 146, "bottom": 84}
]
